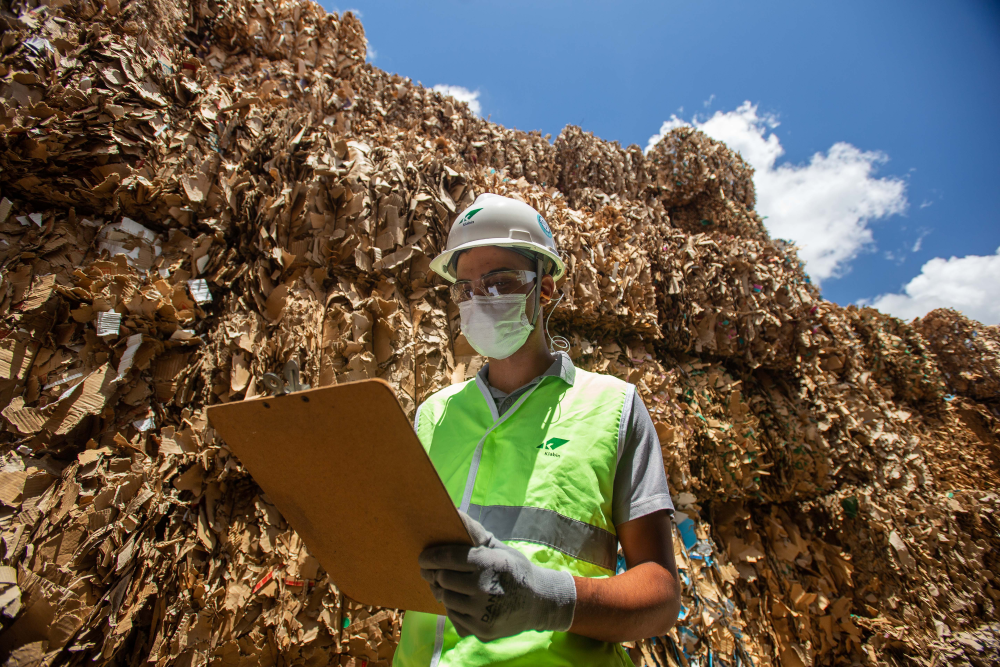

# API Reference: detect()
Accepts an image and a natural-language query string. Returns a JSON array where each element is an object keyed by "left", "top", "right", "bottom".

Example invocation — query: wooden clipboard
[{"left": 206, "top": 378, "right": 471, "bottom": 614}]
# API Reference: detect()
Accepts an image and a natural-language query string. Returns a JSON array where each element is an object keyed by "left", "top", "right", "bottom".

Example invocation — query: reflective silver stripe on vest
[
  {"left": 467, "top": 504, "right": 617, "bottom": 571},
  {"left": 430, "top": 378, "right": 546, "bottom": 667},
  {"left": 429, "top": 615, "right": 446, "bottom": 667}
]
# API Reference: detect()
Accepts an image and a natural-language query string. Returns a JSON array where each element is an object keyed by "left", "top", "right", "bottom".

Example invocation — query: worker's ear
[{"left": 539, "top": 274, "right": 556, "bottom": 302}]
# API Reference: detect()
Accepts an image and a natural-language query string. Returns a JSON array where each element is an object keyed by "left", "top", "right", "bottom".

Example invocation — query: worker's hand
[{"left": 419, "top": 511, "right": 577, "bottom": 641}]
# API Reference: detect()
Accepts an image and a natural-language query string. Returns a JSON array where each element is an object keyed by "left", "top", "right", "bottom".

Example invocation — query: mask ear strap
[{"left": 530, "top": 256, "right": 543, "bottom": 328}]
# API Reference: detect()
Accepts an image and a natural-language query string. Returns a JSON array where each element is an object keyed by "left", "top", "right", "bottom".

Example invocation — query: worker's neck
[{"left": 486, "top": 328, "right": 555, "bottom": 395}]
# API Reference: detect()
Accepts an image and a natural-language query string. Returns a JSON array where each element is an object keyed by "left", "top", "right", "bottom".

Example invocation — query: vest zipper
[
  {"left": 429, "top": 375, "right": 545, "bottom": 666},
  {"left": 461, "top": 375, "right": 541, "bottom": 512}
]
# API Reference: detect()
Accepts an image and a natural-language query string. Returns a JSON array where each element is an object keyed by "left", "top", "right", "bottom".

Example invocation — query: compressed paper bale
[
  {"left": 667, "top": 191, "right": 768, "bottom": 242},
  {"left": 915, "top": 308, "right": 1000, "bottom": 403},
  {"left": 0, "top": 0, "right": 998, "bottom": 665},
  {"left": 654, "top": 231, "right": 821, "bottom": 369},
  {"left": 645, "top": 125, "right": 757, "bottom": 211},
  {"left": 914, "top": 396, "right": 1000, "bottom": 493},
  {"left": 553, "top": 125, "right": 650, "bottom": 205},
  {"left": 843, "top": 306, "right": 947, "bottom": 406}
]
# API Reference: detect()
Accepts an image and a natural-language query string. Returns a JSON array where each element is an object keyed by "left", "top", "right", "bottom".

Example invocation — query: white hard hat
[{"left": 429, "top": 193, "right": 566, "bottom": 283}]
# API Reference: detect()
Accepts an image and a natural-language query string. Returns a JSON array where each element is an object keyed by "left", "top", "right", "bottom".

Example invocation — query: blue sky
[{"left": 324, "top": 0, "right": 1000, "bottom": 324}]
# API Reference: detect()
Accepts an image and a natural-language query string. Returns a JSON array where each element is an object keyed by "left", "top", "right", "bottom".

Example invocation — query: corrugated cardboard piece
[{"left": 207, "top": 379, "right": 471, "bottom": 615}]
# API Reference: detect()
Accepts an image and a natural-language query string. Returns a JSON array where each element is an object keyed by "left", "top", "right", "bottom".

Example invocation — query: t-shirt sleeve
[{"left": 612, "top": 389, "right": 674, "bottom": 527}]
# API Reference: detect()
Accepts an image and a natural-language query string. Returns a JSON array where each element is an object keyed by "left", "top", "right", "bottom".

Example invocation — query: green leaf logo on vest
[
  {"left": 459, "top": 208, "right": 483, "bottom": 227},
  {"left": 537, "top": 437, "right": 568, "bottom": 456}
]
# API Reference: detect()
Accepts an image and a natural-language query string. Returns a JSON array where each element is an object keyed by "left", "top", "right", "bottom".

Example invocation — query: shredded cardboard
[{"left": 0, "top": 1, "right": 997, "bottom": 666}]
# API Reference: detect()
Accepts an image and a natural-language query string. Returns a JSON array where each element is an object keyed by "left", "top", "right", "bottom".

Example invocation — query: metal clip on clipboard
[{"left": 261, "top": 360, "right": 311, "bottom": 396}]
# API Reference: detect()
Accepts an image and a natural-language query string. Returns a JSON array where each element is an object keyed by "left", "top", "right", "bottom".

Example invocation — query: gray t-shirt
[{"left": 476, "top": 352, "right": 673, "bottom": 527}]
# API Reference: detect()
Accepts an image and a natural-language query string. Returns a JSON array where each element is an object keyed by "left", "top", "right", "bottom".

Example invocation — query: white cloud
[
  {"left": 432, "top": 84, "right": 481, "bottom": 117},
  {"left": 646, "top": 102, "right": 908, "bottom": 284},
  {"left": 861, "top": 247, "right": 1000, "bottom": 325},
  {"left": 884, "top": 249, "right": 905, "bottom": 265},
  {"left": 332, "top": 7, "right": 363, "bottom": 18}
]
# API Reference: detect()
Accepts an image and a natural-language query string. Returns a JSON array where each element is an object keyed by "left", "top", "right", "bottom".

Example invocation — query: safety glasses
[{"left": 449, "top": 270, "right": 537, "bottom": 303}]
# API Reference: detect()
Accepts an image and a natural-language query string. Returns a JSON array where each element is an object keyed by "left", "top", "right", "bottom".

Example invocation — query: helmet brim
[{"left": 430, "top": 238, "right": 567, "bottom": 283}]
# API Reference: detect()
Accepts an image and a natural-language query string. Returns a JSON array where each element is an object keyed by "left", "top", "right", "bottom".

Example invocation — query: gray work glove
[{"left": 419, "top": 511, "right": 577, "bottom": 641}]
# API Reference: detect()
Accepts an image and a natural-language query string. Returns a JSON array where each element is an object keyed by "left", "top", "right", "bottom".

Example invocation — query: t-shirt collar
[{"left": 477, "top": 350, "right": 577, "bottom": 390}]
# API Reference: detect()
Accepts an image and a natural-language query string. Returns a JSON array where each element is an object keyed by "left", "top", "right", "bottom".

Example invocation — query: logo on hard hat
[
  {"left": 537, "top": 214, "right": 553, "bottom": 238},
  {"left": 459, "top": 208, "right": 483, "bottom": 227}
]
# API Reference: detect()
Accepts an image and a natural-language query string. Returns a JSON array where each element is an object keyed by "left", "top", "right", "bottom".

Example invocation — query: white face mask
[{"left": 458, "top": 292, "right": 535, "bottom": 360}]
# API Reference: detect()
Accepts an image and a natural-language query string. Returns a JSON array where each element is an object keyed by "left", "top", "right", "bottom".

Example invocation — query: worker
[{"left": 394, "top": 193, "right": 681, "bottom": 666}]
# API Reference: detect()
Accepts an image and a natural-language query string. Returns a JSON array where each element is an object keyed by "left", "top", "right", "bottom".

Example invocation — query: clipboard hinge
[{"left": 262, "top": 360, "right": 311, "bottom": 396}]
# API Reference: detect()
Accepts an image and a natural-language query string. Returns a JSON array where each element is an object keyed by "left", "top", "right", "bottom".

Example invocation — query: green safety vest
[{"left": 393, "top": 365, "right": 637, "bottom": 667}]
